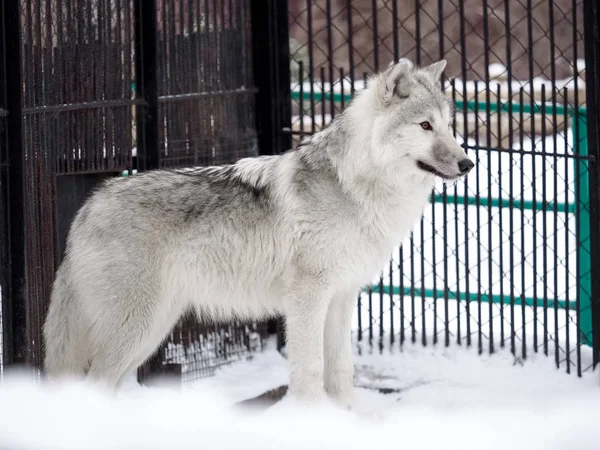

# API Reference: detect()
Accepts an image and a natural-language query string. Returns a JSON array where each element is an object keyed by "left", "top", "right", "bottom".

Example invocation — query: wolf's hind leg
[{"left": 85, "top": 295, "right": 186, "bottom": 391}]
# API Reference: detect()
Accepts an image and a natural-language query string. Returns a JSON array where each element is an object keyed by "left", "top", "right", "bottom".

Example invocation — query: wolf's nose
[{"left": 458, "top": 158, "right": 474, "bottom": 174}]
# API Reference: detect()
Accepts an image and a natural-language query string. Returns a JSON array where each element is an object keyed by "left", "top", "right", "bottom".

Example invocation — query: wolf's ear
[
  {"left": 380, "top": 58, "right": 413, "bottom": 106},
  {"left": 424, "top": 59, "right": 447, "bottom": 81}
]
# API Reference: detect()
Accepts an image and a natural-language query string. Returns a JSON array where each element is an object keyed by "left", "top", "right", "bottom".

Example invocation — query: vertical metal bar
[
  {"left": 420, "top": 214, "right": 426, "bottom": 346},
  {"left": 410, "top": 227, "right": 416, "bottom": 344},
  {"left": 542, "top": 85, "right": 549, "bottom": 356},
  {"left": 414, "top": 0, "right": 421, "bottom": 64},
  {"left": 432, "top": 190, "right": 438, "bottom": 346},
  {"left": 389, "top": 258, "right": 394, "bottom": 346},
  {"left": 371, "top": 0, "right": 378, "bottom": 72},
  {"left": 306, "top": 0, "right": 315, "bottom": 134},
  {"left": 508, "top": 91, "right": 515, "bottom": 356},
  {"left": 399, "top": 245, "right": 405, "bottom": 346},
  {"left": 299, "top": 61, "right": 305, "bottom": 136},
  {"left": 577, "top": 114, "right": 593, "bottom": 353},
  {"left": 582, "top": 0, "right": 599, "bottom": 371},
  {"left": 427, "top": 0, "right": 442, "bottom": 347},
  {"left": 438, "top": 0, "right": 448, "bottom": 347},
  {"left": 458, "top": 0, "right": 470, "bottom": 347},
  {"left": 547, "top": 0, "right": 560, "bottom": 368},
  {"left": 325, "top": 0, "right": 335, "bottom": 119},
  {"left": 250, "top": 0, "right": 292, "bottom": 156},
  {"left": 564, "top": 87, "right": 571, "bottom": 374},
  {"left": 553, "top": 108, "right": 560, "bottom": 365},
  {"left": 497, "top": 84, "right": 505, "bottom": 348},
  {"left": 437, "top": 0, "right": 444, "bottom": 60},
  {"left": 339, "top": 67, "right": 345, "bottom": 109},
  {"left": 2, "top": 0, "right": 27, "bottom": 365},
  {"left": 482, "top": 0, "right": 494, "bottom": 355},
  {"left": 135, "top": 0, "right": 159, "bottom": 171},
  {"left": 519, "top": 87, "right": 526, "bottom": 360},
  {"left": 503, "top": 0, "right": 515, "bottom": 357},
  {"left": 451, "top": 78, "right": 461, "bottom": 346},
  {"left": 357, "top": 294, "right": 362, "bottom": 342},
  {"left": 474, "top": 81, "right": 482, "bottom": 355},
  {"left": 574, "top": 107, "right": 583, "bottom": 376},
  {"left": 346, "top": 0, "right": 354, "bottom": 94},
  {"left": 527, "top": 0, "right": 538, "bottom": 353},
  {"left": 320, "top": 66, "right": 326, "bottom": 128},
  {"left": 379, "top": 273, "right": 384, "bottom": 349},
  {"left": 392, "top": 0, "right": 399, "bottom": 61},
  {"left": 442, "top": 183, "right": 449, "bottom": 346},
  {"left": 368, "top": 288, "right": 373, "bottom": 344}
]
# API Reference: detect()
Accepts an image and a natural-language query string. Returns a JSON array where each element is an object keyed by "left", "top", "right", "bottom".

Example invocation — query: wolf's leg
[
  {"left": 85, "top": 295, "right": 185, "bottom": 391},
  {"left": 324, "top": 289, "right": 357, "bottom": 409},
  {"left": 284, "top": 279, "right": 332, "bottom": 402}
]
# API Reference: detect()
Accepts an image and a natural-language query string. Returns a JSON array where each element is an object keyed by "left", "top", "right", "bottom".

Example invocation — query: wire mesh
[
  {"left": 0, "top": 0, "right": 266, "bottom": 380},
  {"left": 143, "top": 0, "right": 268, "bottom": 383},
  {"left": 156, "top": 0, "right": 258, "bottom": 168},
  {"left": 289, "top": 0, "right": 591, "bottom": 375}
]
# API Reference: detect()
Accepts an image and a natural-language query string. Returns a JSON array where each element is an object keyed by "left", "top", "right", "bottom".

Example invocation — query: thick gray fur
[{"left": 43, "top": 58, "right": 473, "bottom": 409}]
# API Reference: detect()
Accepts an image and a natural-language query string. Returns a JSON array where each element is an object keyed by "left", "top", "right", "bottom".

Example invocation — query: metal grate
[
  {"left": 149, "top": 320, "right": 268, "bottom": 383},
  {"left": 0, "top": 0, "right": 267, "bottom": 380},
  {"left": 156, "top": 0, "right": 258, "bottom": 168},
  {"left": 140, "top": 0, "right": 267, "bottom": 382},
  {"left": 289, "top": 0, "right": 592, "bottom": 375}
]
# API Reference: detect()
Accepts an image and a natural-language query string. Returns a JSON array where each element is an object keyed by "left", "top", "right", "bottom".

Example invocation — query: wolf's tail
[{"left": 43, "top": 267, "right": 88, "bottom": 379}]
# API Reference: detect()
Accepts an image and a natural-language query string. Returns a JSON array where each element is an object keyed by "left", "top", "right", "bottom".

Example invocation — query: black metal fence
[
  {"left": 0, "top": 0, "right": 292, "bottom": 382},
  {"left": 289, "top": 0, "right": 600, "bottom": 376}
]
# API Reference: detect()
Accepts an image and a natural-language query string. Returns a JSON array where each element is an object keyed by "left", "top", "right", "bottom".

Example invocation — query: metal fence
[
  {"left": 289, "top": 0, "right": 600, "bottom": 376},
  {"left": 0, "top": 5, "right": 8, "bottom": 377},
  {"left": 0, "top": 0, "right": 292, "bottom": 382}
]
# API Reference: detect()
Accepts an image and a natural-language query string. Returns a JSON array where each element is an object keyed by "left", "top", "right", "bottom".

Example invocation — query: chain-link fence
[{"left": 289, "top": 0, "right": 593, "bottom": 375}]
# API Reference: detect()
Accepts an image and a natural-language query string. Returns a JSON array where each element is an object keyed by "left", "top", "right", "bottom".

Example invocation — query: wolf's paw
[
  {"left": 284, "top": 387, "right": 330, "bottom": 407},
  {"left": 327, "top": 390, "right": 387, "bottom": 420}
]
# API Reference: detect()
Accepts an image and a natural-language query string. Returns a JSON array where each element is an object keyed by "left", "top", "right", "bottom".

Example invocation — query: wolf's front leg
[
  {"left": 324, "top": 290, "right": 357, "bottom": 409},
  {"left": 284, "top": 282, "right": 331, "bottom": 402}
]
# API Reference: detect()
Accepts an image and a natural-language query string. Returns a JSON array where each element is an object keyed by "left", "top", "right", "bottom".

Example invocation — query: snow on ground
[{"left": 1, "top": 335, "right": 599, "bottom": 450}]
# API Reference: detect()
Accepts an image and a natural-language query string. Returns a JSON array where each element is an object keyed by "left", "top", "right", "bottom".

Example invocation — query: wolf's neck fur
[{"left": 298, "top": 83, "right": 435, "bottom": 222}]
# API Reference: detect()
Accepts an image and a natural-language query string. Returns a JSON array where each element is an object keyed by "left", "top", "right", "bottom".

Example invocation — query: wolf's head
[{"left": 368, "top": 58, "right": 473, "bottom": 181}]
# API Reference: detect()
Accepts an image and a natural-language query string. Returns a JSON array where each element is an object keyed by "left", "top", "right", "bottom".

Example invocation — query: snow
[
  {"left": 0, "top": 66, "right": 596, "bottom": 448},
  {"left": 0, "top": 334, "right": 599, "bottom": 450}
]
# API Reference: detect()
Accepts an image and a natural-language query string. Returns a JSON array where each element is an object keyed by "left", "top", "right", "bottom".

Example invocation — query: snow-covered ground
[
  {"left": 0, "top": 335, "right": 598, "bottom": 450},
  {"left": 0, "top": 70, "right": 595, "bottom": 448}
]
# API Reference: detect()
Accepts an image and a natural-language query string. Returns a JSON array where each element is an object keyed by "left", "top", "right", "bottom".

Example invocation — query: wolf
[{"left": 43, "top": 58, "right": 473, "bottom": 409}]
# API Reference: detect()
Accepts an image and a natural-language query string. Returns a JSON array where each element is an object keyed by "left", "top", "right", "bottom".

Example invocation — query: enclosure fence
[
  {"left": 0, "top": 0, "right": 293, "bottom": 382},
  {"left": 289, "top": 0, "right": 600, "bottom": 376}
]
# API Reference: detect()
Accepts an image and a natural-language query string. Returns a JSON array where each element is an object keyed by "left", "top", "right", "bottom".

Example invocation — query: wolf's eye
[{"left": 420, "top": 121, "right": 432, "bottom": 131}]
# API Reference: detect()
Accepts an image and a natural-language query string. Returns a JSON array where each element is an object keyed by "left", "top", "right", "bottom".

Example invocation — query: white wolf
[{"left": 43, "top": 58, "right": 473, "bottom": 409}]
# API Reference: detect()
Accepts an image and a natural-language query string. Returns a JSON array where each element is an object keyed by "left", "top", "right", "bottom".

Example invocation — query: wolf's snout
[{"left": 458, "top": 158, "right": 474, "bottom": 175}]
